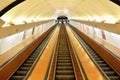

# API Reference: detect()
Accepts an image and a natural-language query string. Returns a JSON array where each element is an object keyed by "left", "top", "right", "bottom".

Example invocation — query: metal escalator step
[
  {"left": 59, "top": 50, "right": 68, "bottom": 52},
  {"left": 57, "top": 66, "right": 73, "bottom": 70},
  {"left": 91, "top": 54, "right": 98, "bottom": 56},
  {"left": 101, "top": 67, "right": 112, "bottom": 71},
  {"left": 58, "top": 55, "right": 70, "bottom": 57},
  {"left": 94, "top": 58, "right": 102, "bottom": 61},
  {"left": 25, "top": 60, "right": 34, "bottom": 63},
  {"left": 59, "top": 50, "right": 69, "bottom": 51},
  {"left": 57, "top": 63, "right": 72, "bottom": 66},
  {"left": 58, "top": 53, "right": 69, "bottom": 55},
  {"left": 15, "top": 71, "right": 27, "bottom": 76},
  {"left": 30, "top": 53, "right": 37, "bottom": 55},
  {"left": 59, "top": 48, "right": 67, "bottom": 50},
  {"left": 96, "top": 61, "right": 104, "bottom": 64},
  {"left": 105, "top": 71, "right": 116, "bottom": 76},
  {"left": 30, "top": 55, "right": 37, "bottom": 58},
  {"left": 59, "top": 45, "right": 68, "bottom": 48},
  {"left": 57, "top": 60, "right": 71, "bottom": 63},
  {"left": 109, "top": 76, "right": 120, "bottom": 80},
  {"left": 59, "top": 51, "right": 69, "bottom": 53},
  {"left": 89, "top": 49, "right": 95, "bottom": 52},
  {"left": 58, "top": 57, "right": 71, "bottom": 60},
  {"left": 28, "top": 58, "right": 35, "bottom": 60},
  {"left": 56, "top": 75, "right": 75, "bottom": 80},
  {"left": 59, "top": 47, "right": 68, "bottom": 49},
  {"left": 59, "top": 46, "right": 67, "bottom": 48},
  {"left": 19, "top": 67, "right": 30, "bottom": 71},
  {"left": 10, "top": 76, "right": 25, "bottom": 80},
  {"left": 22, "top": 64, "right": 32, "bottom": 67},
  {"left": 59, "top": 43, "right": 67, "bottom": 45},
  {"left": 99, "top": 64, "right": 108, "bottom": 67},
  {"left": 34, "top": 51, "right": 40, "bottom": 53},
  {"left": 58, "top": 54, "right": 70, "bottom": 57},
  {"left": 59, "top": 45, "right": 67, "bottom": 48},
  {"left": 56, "top": 70, "right": 74, "bottom": 75},
  {"left": 92, "top": 55, "right": 99, "bottom": 58},
  {"left": 58, "top": 56, "right": 70, "bottom": 58}
]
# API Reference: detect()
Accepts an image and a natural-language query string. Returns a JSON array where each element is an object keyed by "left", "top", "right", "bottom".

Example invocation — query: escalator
[
  {"left": 10, "top": 26, "right": 55, "bottom": 80},
  {"left": 55, "top": 24, "right": 75, "bottom": 80},
  {"left": 70, "top": 26, "right": 120, "bottom": 80}
]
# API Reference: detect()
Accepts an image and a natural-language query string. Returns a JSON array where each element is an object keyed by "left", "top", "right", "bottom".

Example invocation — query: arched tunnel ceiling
[{"left": 0, "top": 0, "right": 120, "bottom": 25}]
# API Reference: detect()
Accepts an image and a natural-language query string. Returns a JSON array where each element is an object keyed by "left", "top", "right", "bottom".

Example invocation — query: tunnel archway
[
  {"left": 57, "top": 16, "right": 68, "bottom": 23},
  {"left": 57, "top": 16, "right": 68, "bottom": 20}
]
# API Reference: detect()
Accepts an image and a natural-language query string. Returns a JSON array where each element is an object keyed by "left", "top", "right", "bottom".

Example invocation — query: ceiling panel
[
  {"left": 0, "top": 0, "right": 120, "bottom": 25},
  {"left": 0, "top": 0, "right": 15, "bottom": 11}
]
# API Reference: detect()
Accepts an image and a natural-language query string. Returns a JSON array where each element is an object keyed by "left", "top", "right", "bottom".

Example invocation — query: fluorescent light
[{"left": 103, "top": 16, "right": 118, "bottom": 24}]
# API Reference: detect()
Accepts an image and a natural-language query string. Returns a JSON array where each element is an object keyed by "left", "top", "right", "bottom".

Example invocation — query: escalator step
[
  {"left": 22, "top": 64, "right": 32, "bottom": 67},
  {"left": 92, "top": 56, "right": 99, "bottom": 58},
  {"left": 58, "top": 50, "right": 69, "bottom": 52},
  {"left": 57, "top": 63, "right": 72, "bottom": 66},
  {"left": 56, "top": 70, "right": 74, "bottom": 75},
  {"left": 58, "top": 57, "right": 71, "bottom": 60},
  {"left": 25, "top": 60, "right": 34, "bottom": 63},
  {"left": 56, "top": 75, "right": 75, "bottom": 80},
  {"left": 105, "top": 71, "right": 116, "bottom": 76},
  {"left": 91, "top": 54, "right": 98, "bottom": 56},
  {"left": 30, "top": 55, "right": 37, "bottom": 58},
  {"left": 28, "top": 58, "right": 35, "bottom": 60},
  {"left": 58, "top": 56, "right": 70, "bottom": 58},
  {"left": 89, "top": 50, "right": 94, "bottom": 53},
  {"left": 96, "top": 61, "right": 104, "bottom": 64},
  {"left": 57, "top": 60, "right": 71, "bottom": 63},
  {"left": 109, "top": 76, "right": 120, "bottom": 80},
  {"left": 10, "top": 76, "right": 25, "bottom": 80},
  {"left": 15, "top": 71, "right": 27, "bottom": 76},
  {"left": 59, "top": 47, "right": 68, "bottom": 49},
  {"left": 57, "top": 66, "right": 73, "bottom": 70},
  {"left": 58, "top": 53, "right": 69, "bottom": 55},
  {"left": 94, "top": 58, "right": 102, "bottom": 61},
  {"left": 19, "top": 67, "right": 30, "bottom": 71},
  {"left": 99, "top": 64, "right": 108, "bottom": 67},
  {"left": 58, "top": 54, "right": 70, "bottom": 56},
  {"left": 101, "top": 67, "right": 112, "bottom": 71}
]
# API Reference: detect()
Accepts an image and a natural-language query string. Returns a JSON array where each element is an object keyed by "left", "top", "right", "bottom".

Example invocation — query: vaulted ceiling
[{"left": 0, "top": 0, "right": 120, "bottom": 25}]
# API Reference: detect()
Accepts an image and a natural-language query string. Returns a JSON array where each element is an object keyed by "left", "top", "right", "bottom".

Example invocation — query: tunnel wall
[
  {"left": 69, "top": 20, "right": 120, "bottom": 57},
  {"left": 0, "top": 21, "right": 56, "bottom": 55}
]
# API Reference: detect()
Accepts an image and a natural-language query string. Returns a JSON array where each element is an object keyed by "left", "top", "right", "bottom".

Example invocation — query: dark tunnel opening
[{"left": 56, "top": 16, "right": 69, "bottom": 23}]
